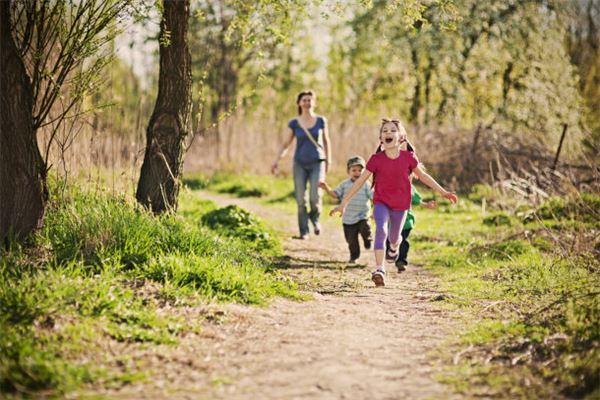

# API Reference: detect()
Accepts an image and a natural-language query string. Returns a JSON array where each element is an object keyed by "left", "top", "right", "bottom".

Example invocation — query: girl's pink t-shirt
[{"left": 366, "top": 150, "right": 419, "bottom": 210}]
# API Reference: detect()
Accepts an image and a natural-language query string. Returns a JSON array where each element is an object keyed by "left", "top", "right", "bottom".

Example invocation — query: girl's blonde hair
[{"left": 376, "top": 118, "right": 415, "bottom": 153}]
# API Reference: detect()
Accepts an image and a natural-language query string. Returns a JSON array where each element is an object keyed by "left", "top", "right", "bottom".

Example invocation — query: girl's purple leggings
[{"left": 373, "top": 203, "right": 407, "bottom": 250}]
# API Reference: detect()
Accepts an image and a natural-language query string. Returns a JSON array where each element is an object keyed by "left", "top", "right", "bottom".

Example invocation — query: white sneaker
[{"left": 371, "top": 268, "right": 385, "bottom": 287}]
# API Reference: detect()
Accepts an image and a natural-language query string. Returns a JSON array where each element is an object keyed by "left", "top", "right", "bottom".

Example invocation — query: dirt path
[{"left": 95, "top": 191, "right": 461, "bottom": 400}]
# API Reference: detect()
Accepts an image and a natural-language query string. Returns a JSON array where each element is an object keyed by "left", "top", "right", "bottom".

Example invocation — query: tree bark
[
  {"left": 0, "top": 0, "right": 47, "bottom": 243},
  {"left": 424, "top": 59, "right": 433, "bottom": 125},
  {"left": 136, "top": 0, "right": 192, "bottom": 213},
  {"left": 409, "top": 46, "right": 421, "bottom": 125}
]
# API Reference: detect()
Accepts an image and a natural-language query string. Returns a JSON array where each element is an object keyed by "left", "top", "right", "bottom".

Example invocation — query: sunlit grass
[
  {"left": 0, "top": 182, "right": 298, "bottom": 396},
  {"left": 197, "top": 173, "right": 600, "bottom": 398},
  {"left": 411, "top": 191, "right": 600, "bottom": 398}
]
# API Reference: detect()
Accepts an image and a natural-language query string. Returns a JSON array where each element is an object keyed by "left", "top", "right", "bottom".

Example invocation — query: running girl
[{"left": 330, "top": 118, "right": 458, "bottom": 286}]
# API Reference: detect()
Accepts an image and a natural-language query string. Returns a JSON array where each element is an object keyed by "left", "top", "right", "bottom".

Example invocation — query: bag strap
[{"left": 296, "top": 117, "right": 324, "bottom": 150}]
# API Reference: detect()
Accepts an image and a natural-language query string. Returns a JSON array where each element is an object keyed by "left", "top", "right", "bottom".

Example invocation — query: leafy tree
[
  {"left": 565, "top": 0, "right": 600, "bottom": 156},
  {"left": 324, "top": 0, "right": 458, "bottom": 122},
  {"left": 326, "top": 0, "right": 585, "bottom": 153},
  {"left": 188, "top": 1, "right": 303, "bottom": 140},
  {"left": 91, "top": 57, "right": 155, "bottom": 140},
  {"left": 0, "top": 0, "right": 131, "bottom": 242}
]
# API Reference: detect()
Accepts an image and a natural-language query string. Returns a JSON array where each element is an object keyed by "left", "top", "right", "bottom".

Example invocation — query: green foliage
[
  {"left": 467, "top": 184, "right": 495, "bottom": 204},
  {"left": 189, "top": 0, "right": 305, "bottom": 126},
  {"left": 0, "top": 186, "right": 295, "bottom": 395},
  {"left": 482, "top": 212, "right": 513, "bottom": 227},
  {"left": 91, "top": 57, "right": 155, "bottom": 138},
  {"left": 201, "top": 205, "right": 280, "bottom": 253},
  {"left": 414, "top": 196, "right": 600, "bottom": 398},
  {"left": 233, "top": 0, "right": 589, "bottom": 160},
  {"left": 218, "top": 184, "right": 268, "bottom": 198},
  {"left": 536, "top": 193, "right": 600, "bottom": 224},
  {"left": 0, "top": 325, "right": 97, "bottom": 394},
  {"left": 565, "top": 0, "right": 600, "bottom": 156},
  {"left": 469, "top": 239, "right": 530, "bottom": 261}
]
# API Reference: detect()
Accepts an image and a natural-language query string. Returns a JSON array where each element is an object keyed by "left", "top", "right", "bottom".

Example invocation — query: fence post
[{"left": 552, "top": 123, "right": 568, "bottom": 171}]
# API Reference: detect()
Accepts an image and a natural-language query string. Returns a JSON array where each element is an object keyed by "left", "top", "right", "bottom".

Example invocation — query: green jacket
[{"left": 404, "top": 188, "right": 422, "bottom": 230}]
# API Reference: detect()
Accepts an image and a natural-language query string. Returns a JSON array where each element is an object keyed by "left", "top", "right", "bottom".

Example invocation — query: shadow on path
[{"left": 271, "top": 255, "right": 367, "bottom": 270}]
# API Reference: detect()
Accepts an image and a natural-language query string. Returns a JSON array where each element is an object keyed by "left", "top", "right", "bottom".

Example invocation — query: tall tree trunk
[
  {"left": 136, "top": 0, "right": 192, "bottom": 213},
  {"left": 424, "top": 61, "right": 433, "bottom": 125},
  {"left": 409, "top": 46, "right": 421, "bottom": 125},
  {"left": 0, "top": 0, "right": 47, "bottom": 243}
]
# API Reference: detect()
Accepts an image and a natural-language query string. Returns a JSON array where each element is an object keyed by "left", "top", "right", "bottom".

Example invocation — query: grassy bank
[
  {"left": 413, "top": 191, "right": 599, "bottom": 399},
  {"left": 184, "top": 172, "right": 295, "bottom": 204},
  {"left": 0, "top": 185, "right": 296, "bottom": 397},
  {"left": 190, "top": 172, "right": 599, "bottom": 398},
  {"left": 183, "top": 171, "right": 345, "bottom": 211}
]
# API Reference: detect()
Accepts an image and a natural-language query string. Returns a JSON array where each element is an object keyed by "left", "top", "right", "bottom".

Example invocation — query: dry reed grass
[{"left": 43, "top": 110, "right": 598, "bottom": 195}]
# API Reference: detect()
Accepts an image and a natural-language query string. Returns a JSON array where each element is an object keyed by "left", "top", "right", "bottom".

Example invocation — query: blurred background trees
[{"left": 15, "top": 0, "right": 597, "bottom": 197}]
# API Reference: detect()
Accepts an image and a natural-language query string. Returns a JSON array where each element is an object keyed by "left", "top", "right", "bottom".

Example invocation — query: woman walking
[{"left": 272, "top": 90, "right": 331, "bottom": 239}]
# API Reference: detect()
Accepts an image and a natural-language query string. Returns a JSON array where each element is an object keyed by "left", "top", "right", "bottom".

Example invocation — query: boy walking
[{"left": 320, "top": 156, "right": 373, "bottom": 263}]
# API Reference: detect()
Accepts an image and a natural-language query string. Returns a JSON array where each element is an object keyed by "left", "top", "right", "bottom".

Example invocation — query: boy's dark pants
[
  {"left": 386, "top": 228, "right": 412, "bottom": 266},
  {"left": 397, "top": 229, "right": 412, "bottom": 266},
  {"left": 343, "top": 219, "right": 372, "bottom": 260}
]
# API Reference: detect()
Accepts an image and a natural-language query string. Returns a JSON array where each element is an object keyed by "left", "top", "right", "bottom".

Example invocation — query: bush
[
  {"left": 182, "top": 176, "right": 211, "bottom": 190},
  {"left": 536, "top": 193, "right": 600, "bottom": 224},
  {"left": 218, "top": 183, "right": 268, "bottom": 198},
  {"left": 470, "top": 240, "right": 532, "bottom": 261},
  {"left": 483, "top": 212, "right": 513, "bottom": 227},
  {"left": 468, "top": 184, "right": 496, "bottom": 204},
  {"left": 200, "top": 205, "right": 280, "bottom": 252}
]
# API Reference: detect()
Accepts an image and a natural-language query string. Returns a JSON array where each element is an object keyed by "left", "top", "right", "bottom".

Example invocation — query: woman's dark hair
[{"left": 296, "top": 90, "right": 315, "bottom": 115}]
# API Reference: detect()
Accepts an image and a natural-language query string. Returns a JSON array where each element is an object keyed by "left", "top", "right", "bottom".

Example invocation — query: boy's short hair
[{"left": 347, "top": 156, "right": 366, "bottom": 171}]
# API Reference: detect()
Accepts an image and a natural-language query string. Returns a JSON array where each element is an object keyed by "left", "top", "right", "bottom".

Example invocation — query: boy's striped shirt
[{"left": 333, "top": 178, "right": 372, "bottom": 225}]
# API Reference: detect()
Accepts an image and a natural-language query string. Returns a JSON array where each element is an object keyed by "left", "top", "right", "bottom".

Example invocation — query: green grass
[
  {"left": 184, "top": 173, "right": 295, "bottom": 202},
  {"left": 20, "top": 172, "right": 594, "bottom": 398},
  {"left": 200, "top": 205, "right": 281, "bottom": 255},
  {"left": 0, "top": 183, "right": 297, "bottom": 396},
  {"left": 412, "top": 189, "right": 600, "bottom": 399},
  {"left": 190, "top": 172, "right": 599, "bottom": 397}
]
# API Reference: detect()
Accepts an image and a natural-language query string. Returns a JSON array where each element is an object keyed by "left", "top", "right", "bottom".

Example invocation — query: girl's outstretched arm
[
  {"left": 413, "top": 165, "right": 458, "bottom": 204},
  {"left": 330, "top": 170, "right": 372, "bottom": 216}
]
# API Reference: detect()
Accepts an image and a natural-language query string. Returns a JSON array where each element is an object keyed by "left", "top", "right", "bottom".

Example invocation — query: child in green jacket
[{"left": 387, "top": 185, "right": 437, "bottom": 272}]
